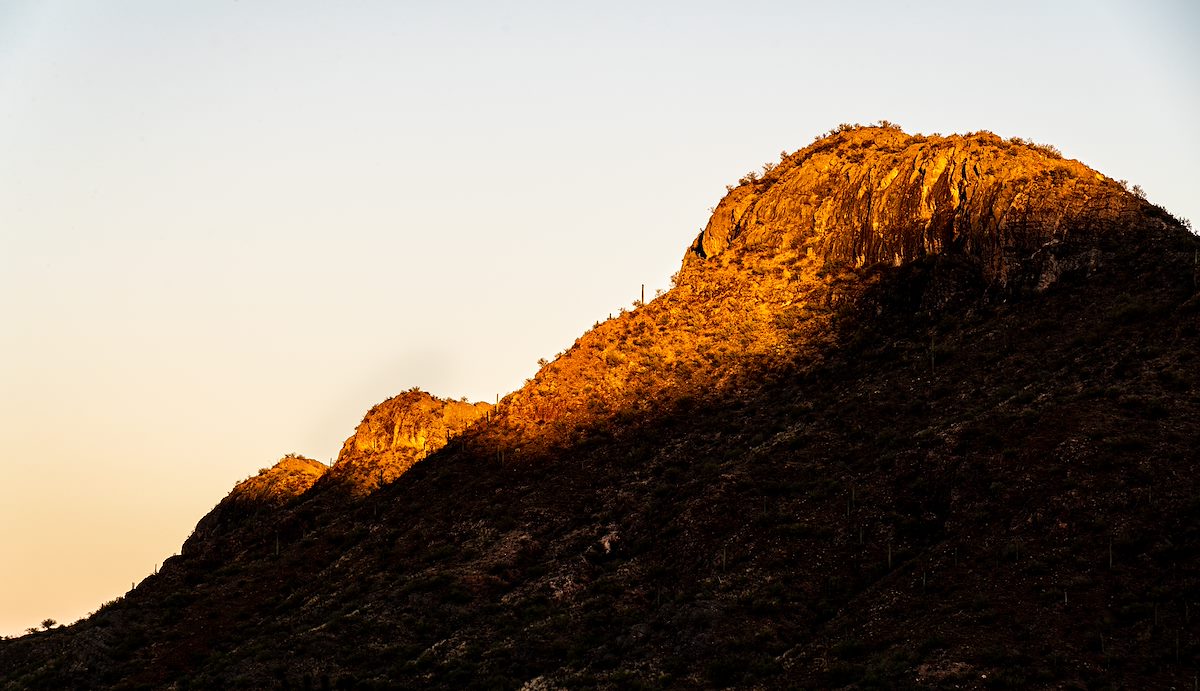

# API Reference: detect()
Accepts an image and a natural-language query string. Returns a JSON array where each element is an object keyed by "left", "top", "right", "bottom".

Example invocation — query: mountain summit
[
  {"left": 686, "top": 126, "right": 1153, "bottom": 290},
  {"left": 3, "top": 127, "right": 1198, "bottom": 689}
]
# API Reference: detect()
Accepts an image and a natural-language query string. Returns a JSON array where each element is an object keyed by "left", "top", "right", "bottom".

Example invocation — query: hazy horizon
[{"left": 2, "top": 0, "right": 1197, "bottom": 637}]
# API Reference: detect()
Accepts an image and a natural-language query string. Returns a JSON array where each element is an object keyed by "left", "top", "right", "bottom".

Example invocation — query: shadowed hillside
[{"left": 3, "top": 127, "right": 1198, "bottom": 690}]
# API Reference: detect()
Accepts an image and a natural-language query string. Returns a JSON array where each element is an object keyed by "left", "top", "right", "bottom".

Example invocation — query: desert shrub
[
  {"left": 1031, "top": 142, "right": 1062, "bottom": 157},
  {"left": 738, "top": 170, "right": 759, "bottom": 185}
]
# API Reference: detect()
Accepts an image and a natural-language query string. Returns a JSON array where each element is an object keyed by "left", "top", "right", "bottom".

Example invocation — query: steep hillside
[
  {"left": 486, "top": 126, "right": 1172, "bottom": 452},
  {"left": 3, "top": 127, "right": 1198, "bottom": 690}
]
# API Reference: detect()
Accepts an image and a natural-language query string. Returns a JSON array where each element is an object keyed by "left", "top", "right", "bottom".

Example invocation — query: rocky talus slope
[{"left": 2, "top": 127, "right": 1198, "bottom": 690}]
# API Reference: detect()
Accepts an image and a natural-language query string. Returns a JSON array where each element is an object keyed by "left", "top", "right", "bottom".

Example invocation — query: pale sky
[{"left": 1, "top": 1, "right": 1196, "bottom": 636}]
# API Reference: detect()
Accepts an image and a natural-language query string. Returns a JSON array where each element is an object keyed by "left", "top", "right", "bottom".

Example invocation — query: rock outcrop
[
  {"left": 684, "top": 127, "right": 1168, "bottom": 292},
  {"left": 224, "top": 455, "right": 328, "bottom": 506},
  {"left": 326, "top": 389, "right": 492, "bottom": 494}
]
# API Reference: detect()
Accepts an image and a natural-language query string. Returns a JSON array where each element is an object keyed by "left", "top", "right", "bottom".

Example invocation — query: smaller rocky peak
[
  {"left": 338, "top": 389, "right": 491, "bottom": 459},
  {"left": 327, "top": 388, "right": 493, "bottom": 494},
  {"left": 184, "top": 454, "right": 327, "bottom": 554},
  {"left": 226, "top": 454, "right": 328, "bottom": 507}
]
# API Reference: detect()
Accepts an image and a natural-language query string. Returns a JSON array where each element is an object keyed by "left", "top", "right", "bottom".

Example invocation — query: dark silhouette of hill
[{"left": 3, "top": 126, "right": 1198, "bottom": 689}]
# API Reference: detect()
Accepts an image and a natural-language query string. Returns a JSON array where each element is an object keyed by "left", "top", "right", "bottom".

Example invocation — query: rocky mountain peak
[
  {"left": 683, "top": 126, "right": 1171, "bottom": 293},
  {"left": 218, "top": 454, "right": 327, "bottom": 508},
  {"left": 325, "top": 389, "right": 492, "bottom": 494},
  {"left": 491, "top": 130, "right": 1188, "bottom": 454},
  {"left": 184, "top": 454, "right": 327, "bottom": 553}
]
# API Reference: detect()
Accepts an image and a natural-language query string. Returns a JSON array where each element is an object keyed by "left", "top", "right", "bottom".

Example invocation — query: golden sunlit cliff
[
  {"left": 326, "top": 390, "right": 492, "bottom": 495},
  {"left": 685, "top": 127, "right": 1150, "bottom": 288}
]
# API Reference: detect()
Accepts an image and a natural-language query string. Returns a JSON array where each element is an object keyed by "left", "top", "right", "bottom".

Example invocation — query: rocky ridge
[{"left": 489, "top": 127, "right": 1180, "bottom": 452}]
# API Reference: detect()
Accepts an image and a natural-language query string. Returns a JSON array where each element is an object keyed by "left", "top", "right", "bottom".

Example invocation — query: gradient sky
[{"left": 1, "top": 0, "right": 1196, "bottom": 636}]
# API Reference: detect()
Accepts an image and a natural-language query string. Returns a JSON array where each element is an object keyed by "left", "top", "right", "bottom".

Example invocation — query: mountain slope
[{"left": 3, "top": 127, "right": 1198, "bottom": 690}]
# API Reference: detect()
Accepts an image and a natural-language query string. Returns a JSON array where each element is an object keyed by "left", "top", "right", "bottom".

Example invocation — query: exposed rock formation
[
  {"left": 326, "top": 390, "right": 492, "bottom": 494},
  {"left": 684, "top": 127, "right": 1166, "bottom": 292},
  {"left": 224, "top": 455, "right": 328, "bottom": 506}
]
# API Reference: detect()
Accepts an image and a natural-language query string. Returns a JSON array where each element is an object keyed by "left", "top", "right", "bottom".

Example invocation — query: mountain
[{"left": 3, "top": 126, "right": 1198, "bottom": 690}]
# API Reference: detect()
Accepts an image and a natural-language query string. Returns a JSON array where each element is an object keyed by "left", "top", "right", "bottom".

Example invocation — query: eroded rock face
[
  {"left": 327, "top": 390, "right": 492, "bottom": 494},
  {"left": 684, "top": 127, "right": 1163, "bottom": 291}
]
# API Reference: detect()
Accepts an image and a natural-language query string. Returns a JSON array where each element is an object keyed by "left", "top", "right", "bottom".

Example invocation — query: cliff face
[
  {"left": 4, "top": 128, "right": 1199, "bottom": 690},
  {"left": 685, "top": 127, "right": 1160, "bottom": 291},
  {"left": 224, "top": 455, "right": 328, "bottom": 506}
]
